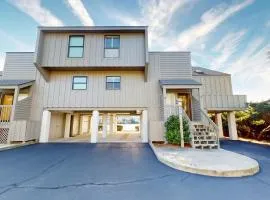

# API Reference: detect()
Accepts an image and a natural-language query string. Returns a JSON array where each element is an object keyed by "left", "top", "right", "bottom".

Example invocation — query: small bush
[{"left": 164, "top": 115, "right": 191, "bottom": 145}]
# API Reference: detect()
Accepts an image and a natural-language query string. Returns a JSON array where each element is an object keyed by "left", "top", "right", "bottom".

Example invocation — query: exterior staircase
[
  {"left": 164, "top": 104, "right": 220, "bottom": 149},
  {"left": 191, "top": 123, "right": 219, "bottom": 149}
]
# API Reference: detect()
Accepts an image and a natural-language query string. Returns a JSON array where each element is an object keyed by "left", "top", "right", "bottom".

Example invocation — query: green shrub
[{"left": 164, "top": 115, "right": 191, "bottom": 145}]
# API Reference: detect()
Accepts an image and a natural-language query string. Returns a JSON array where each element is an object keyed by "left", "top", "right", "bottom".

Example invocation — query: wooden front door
[{"left": 177, "top": 93, "right": 192, "bottom": 119}]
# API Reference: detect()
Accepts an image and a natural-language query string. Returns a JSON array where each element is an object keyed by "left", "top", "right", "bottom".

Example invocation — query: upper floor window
[
  {"left": 72, "top": 76, "right": 87, "bottom": 90},
  {"left": 104, "top": 36, "right": 120, "bottom": 58},
  {"left": 68, "top": 35, "right": 84, "bottom": 58},
  {"left": 106, "top": 76, "right": 120, "bottom": 90}
]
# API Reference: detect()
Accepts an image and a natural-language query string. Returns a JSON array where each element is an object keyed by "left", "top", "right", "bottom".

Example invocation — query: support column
[
  {"left": 72, "top": 113, "right": 80, "bottom": 136},
  {"left": 227, "top": 111, "right": 238, "bottom": 140},
  {"left": 109, "top": 114, "right": 114, "bottom": 135},
  {"left": 163, "top": 87, "right": 167, "bottom": 121},
  {"left": 64, "top": 113, "right": 71, "bottom": 138},
  {"left": 141, "top": 110, "right": 148, "bottom": 143},
  {"left": 215, "top": 113, "right": 224, "bottom": 138},
  {"left": 39, "top": 110, "right": 51, "bottom": 143},
  {"left": 90, "top": 110, "right": 99, "bottom": 143},
  {"left": 102, "top": 114, "right": 108, "bottom": 138}
]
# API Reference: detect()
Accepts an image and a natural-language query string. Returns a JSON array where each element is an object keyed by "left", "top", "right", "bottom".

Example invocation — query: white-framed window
[
  {"left": 72, "top": 76, "right": 87, "bottom": 90},
  {"left": 104, "top": 35, "right": 120, "bottom": 58},
  {"left": 106, "top": 76, "right": 120, "bottom": 90}
]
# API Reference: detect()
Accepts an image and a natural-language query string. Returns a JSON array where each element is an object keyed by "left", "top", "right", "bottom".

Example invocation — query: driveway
[{"left": 0, "top": 141, "right": 269, "bottom": 200}]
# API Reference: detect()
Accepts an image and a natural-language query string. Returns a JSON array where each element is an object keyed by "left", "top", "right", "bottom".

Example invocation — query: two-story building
[{"left": 0, "top": 26, "right": 246, "bottom": 147}]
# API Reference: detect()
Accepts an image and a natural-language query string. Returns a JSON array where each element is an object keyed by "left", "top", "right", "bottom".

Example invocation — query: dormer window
[
  {"left": 104, "top": 35, "right": 120, "bottom": 58},
  {"left": 68, "top": 35, "right": 84, "bottom": 58}
]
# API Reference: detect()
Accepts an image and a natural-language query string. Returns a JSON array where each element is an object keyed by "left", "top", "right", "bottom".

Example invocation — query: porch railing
[{"left": 0, "top": 105, "right": 13, "bottom": 144}]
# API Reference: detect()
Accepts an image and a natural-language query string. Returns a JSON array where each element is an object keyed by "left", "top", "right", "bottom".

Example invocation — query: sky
[{"left": 0, "top": 0, "right": 269, "bottom": 102}]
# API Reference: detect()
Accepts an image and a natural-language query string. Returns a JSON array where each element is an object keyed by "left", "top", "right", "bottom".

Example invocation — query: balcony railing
[{"left": 201, "top": 95, "right": 247, "bottom": 110}]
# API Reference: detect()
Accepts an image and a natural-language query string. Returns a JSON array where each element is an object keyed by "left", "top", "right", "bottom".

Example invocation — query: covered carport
[{"left": 39, "top": 109, "right": 148, "bottom": 143}]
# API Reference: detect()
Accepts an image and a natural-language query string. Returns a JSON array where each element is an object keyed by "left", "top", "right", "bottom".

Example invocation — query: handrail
[{"left": 200, "top": 109, "right": 220, "bottom": 148}]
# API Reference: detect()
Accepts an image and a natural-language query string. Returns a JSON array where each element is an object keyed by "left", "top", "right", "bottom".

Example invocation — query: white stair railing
[{"left": 200, "top": 109, "right": 220, "bottom": 148}]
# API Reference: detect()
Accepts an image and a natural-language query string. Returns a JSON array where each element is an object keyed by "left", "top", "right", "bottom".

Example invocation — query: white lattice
[{"left": 0, "top": 128, "right": 9, "bottom": 144}]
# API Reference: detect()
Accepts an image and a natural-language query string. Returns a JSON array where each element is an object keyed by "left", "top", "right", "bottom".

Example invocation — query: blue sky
[{"left": 0, "top": 0, "right": 269, "bottom": 102}]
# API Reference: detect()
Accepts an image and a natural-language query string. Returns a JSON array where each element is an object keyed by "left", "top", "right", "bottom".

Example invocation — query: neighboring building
[{"left": 0, "top": 26, "right": 246, "bottom": 147}]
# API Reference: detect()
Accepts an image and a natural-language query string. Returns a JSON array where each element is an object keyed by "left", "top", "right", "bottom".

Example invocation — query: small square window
[
  {"left": 104, "top": 36, "right": 120, "bottom": 49},
  {"left": 68, "top": 36, "right": 84, "bottom": 58},
  {"left": 106, "top": 76, "right": 120, "bottom": 90},
  {"left": 72, "top": 76, "right": 87, "bottom": 90}
]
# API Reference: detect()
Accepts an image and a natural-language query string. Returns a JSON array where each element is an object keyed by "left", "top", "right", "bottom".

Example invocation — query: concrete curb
[
  {"left": 0, "top": 141, "right": 36, "bottom": 152},
  {"left": 150, "top": 143, "right": 260, "bottom": 177}
]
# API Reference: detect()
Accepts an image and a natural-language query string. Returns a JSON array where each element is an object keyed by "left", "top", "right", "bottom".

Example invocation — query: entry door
[{"left": 177, "top": 93, "right": 192, "bottom": 119}]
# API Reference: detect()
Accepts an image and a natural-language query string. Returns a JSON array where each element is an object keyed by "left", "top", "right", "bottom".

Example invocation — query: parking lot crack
[{"left": 13, "top": 173, "right": 174, "bottom": 191}]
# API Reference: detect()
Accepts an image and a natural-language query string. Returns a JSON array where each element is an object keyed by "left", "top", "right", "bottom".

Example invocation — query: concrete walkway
[{"left": 152, "top": 144, "right": 259, "bottom": 177}]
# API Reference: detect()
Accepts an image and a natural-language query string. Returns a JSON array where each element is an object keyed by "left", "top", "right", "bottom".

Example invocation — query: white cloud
[
  {"left": 8, "top": 0, "right": 64, "bottom": 26},
  {"left": 226, "top": 37, "right": 265, "bottom": 74},
  {"left": 0, "top": 30, "right": 34, "bottom": 71},
  {"left": 108, "top": 0, "right": 196, "bottom": 49},
  {"left": 65, "top": 0, "right": 94, "bottom": 26},
  {"left": 211, "top": 30, "right": 247, "bottom": 69},
  {"left": 225, "top": 39, "right": 270, "bottom": 101},
  {"left": 168, "top": 0, "right": 254, "bottom": 50}
]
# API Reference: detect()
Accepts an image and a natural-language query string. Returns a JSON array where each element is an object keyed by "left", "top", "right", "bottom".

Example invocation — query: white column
[
  {"left": 141, "top": 110, "right": 148, "bottom": 143},
  {"left": 39, "top": 110, "right": 51, "bottom": 143},
  {"left": 227, "top": 111, "right": 238, "bottom": 140},
  {"left": 102, "top": 114, "right": 108, "bottom": 138},
  {"left": 64, "top": 113, "right": 71, "bottom": 138},
  {"left": 215, "top": 113, "right": 224, "bottom": 138},
  {"left": 90, "top": 110, "right": 99, "bottom": 143},
  {"left": 109, "top": 114, "right": 114, "bottom": 135},
  {"left": 72, "top": 113, "right": 80, "bottom": 136}
]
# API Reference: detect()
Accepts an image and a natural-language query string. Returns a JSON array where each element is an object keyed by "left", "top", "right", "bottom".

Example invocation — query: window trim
[
  {"left": 72, "top": 76, "right": 88, "bottom": 90},
  {"left": 68, "top": 35, "right": 85, "bottom": 58},
  {"left": 106, "top": 76, "right": 121, "bottom": 90}
]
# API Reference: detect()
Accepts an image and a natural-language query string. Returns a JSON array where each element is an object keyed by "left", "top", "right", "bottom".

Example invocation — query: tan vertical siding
[
  {"left": 41, "top": 32, "right": 145, "bottom": 67},
  {"left": 193, "top": 75, "right": 233, "bottom": 95}
]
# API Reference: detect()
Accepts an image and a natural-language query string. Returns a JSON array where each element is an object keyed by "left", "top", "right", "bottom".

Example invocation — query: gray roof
[
  {"left": 159, "top": 79, "right": 201, "bottom": 85},
  {"left": 39, "top": 26, "right": 147, "bottom": 33},
  {"left": 192, "top": 67, "right": 230, "bottom": 76},
  {"left": 0, "top": 80, "right": 34, "bottom": 86}
]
